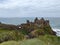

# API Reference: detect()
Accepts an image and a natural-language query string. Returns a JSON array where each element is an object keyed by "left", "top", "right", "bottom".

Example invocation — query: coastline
[{"left": 52, "top": 28, "right": 60, "bottom": 36}]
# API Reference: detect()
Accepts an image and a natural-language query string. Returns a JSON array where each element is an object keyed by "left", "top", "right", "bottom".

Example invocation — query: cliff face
[{"left": 18, "top": 18, "right": 56, "bottom": 38}]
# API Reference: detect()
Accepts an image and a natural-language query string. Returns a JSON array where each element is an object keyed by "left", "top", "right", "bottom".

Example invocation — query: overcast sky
[{"left": 0, "top": 0, "right": 60, "bottom": 17}]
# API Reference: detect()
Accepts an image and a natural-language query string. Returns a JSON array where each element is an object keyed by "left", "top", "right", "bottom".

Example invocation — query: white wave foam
[
  {"left": 52, "top": 28, "right": 60, "bottom": 31},
  {"left": 52, "top": 28, "right": 60, "bottom": 36}
]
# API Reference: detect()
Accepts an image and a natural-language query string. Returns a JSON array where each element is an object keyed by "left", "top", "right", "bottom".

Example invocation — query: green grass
[
  {"left": 0, "top": 29, "right": 60, "bottom": 45},
  {"left": 0, "top": 29, "right": 24, "bottom": 42},
  {"left": 20, "top": 39, "right": 46, "bottom": 45},
  {"left": 0, "top": 35, "right": 60, "bottom": 45},
  {"left": 0, "top": 41, "right": 19, "bottom": 45},
  {"left": 0, "top": 39, "right": 46, "bottom": 45}
]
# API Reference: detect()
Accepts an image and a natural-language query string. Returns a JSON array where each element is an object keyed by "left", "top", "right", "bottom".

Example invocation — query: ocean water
[{"left": 0, "top": 17, "right": 60, "bottom": 36}]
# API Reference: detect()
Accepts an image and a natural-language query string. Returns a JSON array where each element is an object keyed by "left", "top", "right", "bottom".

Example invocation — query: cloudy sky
[{"left": 0, "top": 0, "right": 60, "bottom": 17}]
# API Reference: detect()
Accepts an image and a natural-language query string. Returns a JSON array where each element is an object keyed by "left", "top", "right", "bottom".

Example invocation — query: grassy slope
[
  {"left": 0, "top": 29, "right": 60, "bottom": 45},
  {"left": 0, "top": 35, "right": 60, "bottom": 45},
  {"left": 0, "top": 29, "right": 25, "bottom": 42},
  {"left": 0, "top": 39, "right": 45, "bottom": 45}
]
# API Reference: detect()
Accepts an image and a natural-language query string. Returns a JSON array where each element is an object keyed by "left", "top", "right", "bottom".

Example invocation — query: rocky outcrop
[
  {"left": 18, "top": 17, "right": 56, "bottom": 38},
  {"left": 0, "top": 18, "right": 56, "bottom": 39}
]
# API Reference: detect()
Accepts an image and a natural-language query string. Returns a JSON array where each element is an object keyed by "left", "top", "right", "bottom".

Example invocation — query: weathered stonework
[{"left": 18, "top": 18, "right": 56, "bottom": 38}]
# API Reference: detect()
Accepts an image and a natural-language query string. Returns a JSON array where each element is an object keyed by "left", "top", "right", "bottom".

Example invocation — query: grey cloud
[{"left": 0, "top": 0, "right": 60, "bottom": 17}]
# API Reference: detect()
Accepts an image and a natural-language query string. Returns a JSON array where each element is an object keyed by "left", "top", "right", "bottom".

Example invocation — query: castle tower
[
  {"left": 27, "top": 20, "right": 30, "bottom": 24},
  {"left": 39, "top": 18, "right": 45, "bottom": 24},
  {"left": 34, "top": 17, "right": 38, "bottom": 23},
  {"left": 45, "top": 20, "right": 49, "bottom": 25}
]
